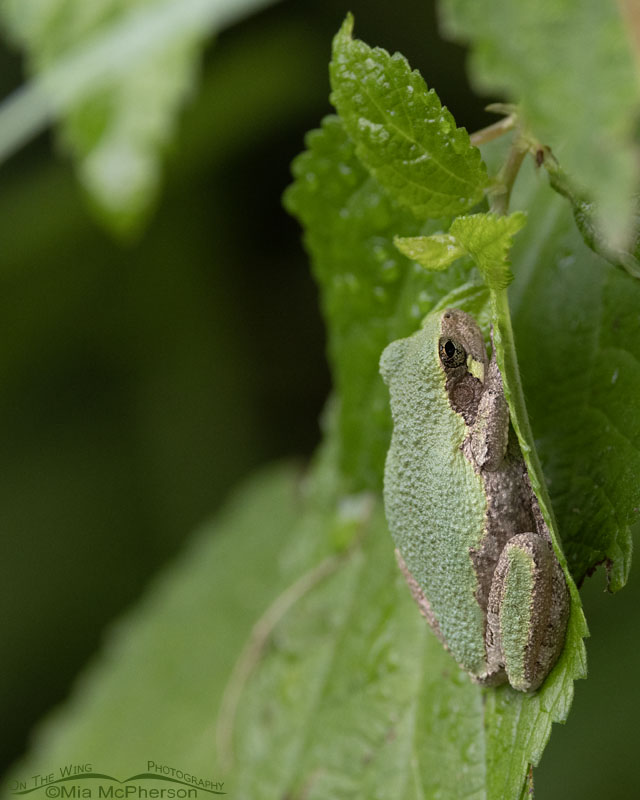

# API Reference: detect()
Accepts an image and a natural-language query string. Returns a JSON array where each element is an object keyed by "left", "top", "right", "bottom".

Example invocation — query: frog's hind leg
[{"left": 486, "top": 533, "right": 569, "bottom": 692}]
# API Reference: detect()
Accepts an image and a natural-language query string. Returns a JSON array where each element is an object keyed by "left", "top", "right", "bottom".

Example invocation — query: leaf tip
[
  {"left": 509, "top": 210, "right": 527, "bottom": 235},
  {"left": 334, "top": 12, "right": 355, "bottom": 50}
]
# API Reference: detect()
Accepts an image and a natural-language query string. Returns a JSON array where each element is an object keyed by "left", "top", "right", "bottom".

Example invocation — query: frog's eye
[{"left": 438, "top": 336, "right": 466, "bottom": 369}]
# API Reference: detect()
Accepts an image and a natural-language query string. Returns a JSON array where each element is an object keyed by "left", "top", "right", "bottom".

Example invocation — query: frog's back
[{"left": 380, "top": 312, "right": 488, "bottom": 675}]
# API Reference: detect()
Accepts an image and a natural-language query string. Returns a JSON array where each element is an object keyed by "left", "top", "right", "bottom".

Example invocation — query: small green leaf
[
  {"left": 329, "top": 14, "right": 488, "bottom": 220},
  {"left": 451, "top": 213, "right": 526, "bottom": 289},
  {"left": 396, "top": 212, "right": 526, "bottom": 289},
  {"left": 393, "top": 233, "right": 464, "bottom": 271},
  {"left": 440, "top": 0, "right": 640, "bottom": 248}
]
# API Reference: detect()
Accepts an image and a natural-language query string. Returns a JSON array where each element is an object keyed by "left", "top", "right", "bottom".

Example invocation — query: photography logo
[{"left": 9, "top": 762, "right": 225, "bottom": 798}]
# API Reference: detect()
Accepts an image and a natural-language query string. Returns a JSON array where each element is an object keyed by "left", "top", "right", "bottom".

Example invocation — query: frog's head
[
  {"left": 380, "top": 308, "right": 489, "bottom": 404},
  {"left": 438, "top": 309, "right": 488, "bottom": 384}
]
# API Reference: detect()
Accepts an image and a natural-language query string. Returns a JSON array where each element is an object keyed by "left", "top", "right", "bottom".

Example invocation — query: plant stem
[
  {"left": 469, "top": 114, "right": 516, "bottom": 146},
  {"left": 491, "top": 291, "right": 545, "bottom": 476},
  {"left": 488, "top": 139, "right": 563, "bottom": 549},
  {"left": 490, "top": 140, "right": 527, "bottom": 216}
]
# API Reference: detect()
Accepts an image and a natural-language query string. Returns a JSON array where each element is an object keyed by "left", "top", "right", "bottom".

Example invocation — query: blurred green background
[{"left": 1, "top": 1, "right": 638, "bottom": 797}]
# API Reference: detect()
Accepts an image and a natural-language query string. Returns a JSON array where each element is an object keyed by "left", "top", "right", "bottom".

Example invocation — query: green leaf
[
  {"left": 395, "top": 212, "right": 526, "bottom": 288},
  {"left": 508, "top": 161, "right": 640, "bottom": 591},
  {"left": 284, "top": 115, "right": 478, "bottom": 489},
  {"left": 0, "top": 0, "right": 279, "bottom": 234},
  {"left": 439, "top": 0, "right": 640, "bottom": 248},
  {"left": 2, "top": 439, "right": 585, "bottom": 800},
  {"left": 329, "top": 14, "right": 488, "bottom": 220},
  {"left": 393, "top": 232, "right": 464, "bottom": 271}
]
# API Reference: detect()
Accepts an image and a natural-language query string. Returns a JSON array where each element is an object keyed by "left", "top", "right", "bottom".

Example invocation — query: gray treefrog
[{"left": 380, "top": 308, "right": 569, "bottom": 692}]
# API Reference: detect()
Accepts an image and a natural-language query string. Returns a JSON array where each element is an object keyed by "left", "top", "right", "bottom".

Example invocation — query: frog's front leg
[
  {"left": 485, "top": 533, "right": 570, "bottom": 692},
  {"left": 468, "top": 339, "right": 510, "bottom": 471}
]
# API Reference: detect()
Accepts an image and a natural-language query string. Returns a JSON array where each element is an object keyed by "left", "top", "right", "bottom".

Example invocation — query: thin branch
[
  {"left": 489, "top": 140, "right": 527, "bottom": 216},
  {"left": 470, "top": 114, "right": 516, "bottom": 146}
]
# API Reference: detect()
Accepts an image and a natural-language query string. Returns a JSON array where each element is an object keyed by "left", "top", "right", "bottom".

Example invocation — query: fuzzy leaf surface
[
  {"left": 329, "top": 14, "right": 488, "bottom": 220},
  {"left": 395, "top": 212, "right": 526, "bottom": 288}
]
